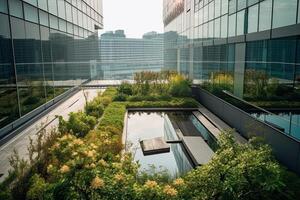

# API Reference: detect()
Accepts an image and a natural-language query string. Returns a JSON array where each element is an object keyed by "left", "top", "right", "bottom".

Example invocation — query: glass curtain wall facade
[
  {"left": 163, "top": 0, "right": 300, "bottom": 138},
  {"left": 99, "top": 31, "right": 164, "bottom": 80},
  {"left": 0, "top": 0, "right": 103, "bottom": 129}
]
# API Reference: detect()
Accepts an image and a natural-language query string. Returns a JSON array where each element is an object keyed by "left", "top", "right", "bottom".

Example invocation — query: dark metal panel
[
  {"left": 228, "top": 35, "right": 245, "bottom": 44},
  {"left": 246, "top": 30, "right": 271, "bottom": 42},
  {"left": 213, "top": 38, "right": 227, "bottom": 45},
  {"left": 272, "top": 24, "right": 300, "bottom": 39}
]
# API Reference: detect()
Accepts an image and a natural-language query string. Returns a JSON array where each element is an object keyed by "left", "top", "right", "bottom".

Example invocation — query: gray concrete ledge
[{"left": 182, "top": 136, "right": 214, "bottom": 166}]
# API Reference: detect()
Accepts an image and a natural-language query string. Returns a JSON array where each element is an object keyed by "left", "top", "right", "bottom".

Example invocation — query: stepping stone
[{"left": 140, "top": 137, "right": 170, "bottom": 156}]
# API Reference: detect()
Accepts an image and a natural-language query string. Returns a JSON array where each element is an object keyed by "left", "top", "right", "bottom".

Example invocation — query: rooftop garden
[{"left": 1, "top": 71, "right": 299, "bottom": 200}]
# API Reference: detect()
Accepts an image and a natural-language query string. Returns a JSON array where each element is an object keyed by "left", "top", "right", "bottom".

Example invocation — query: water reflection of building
[
  {"left": 163, "top": 114, "right": 193, "bottom": 175},
  {"left": 99, "top": 30, "right": 164, "bottom": 80}
]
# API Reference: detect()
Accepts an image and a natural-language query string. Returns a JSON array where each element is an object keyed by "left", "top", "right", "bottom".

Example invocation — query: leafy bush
[
  {"left": 85, "top": 101, "right": 104, "bottom": 118},
  {"left": 117, "top": 82, "right": 133, "bottom": 95},
  {"left": 182, "top": 132, "right": 286, "bottom": 200},
  {"left": 169, "top": 75, "right": 192, "bottom": 97},
  {"left": 113, "top": 93, "right": 127, "bottom": 102},
  {"left": 58, "top": 112, "right": 96, "bottom": 137},
  {"left": 26, "top": 174, "right": 49, "bottom": 200}
]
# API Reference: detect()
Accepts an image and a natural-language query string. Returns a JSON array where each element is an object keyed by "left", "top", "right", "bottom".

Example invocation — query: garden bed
[{"left": 1, "top": 72, "right": 300, "bottom": 200}]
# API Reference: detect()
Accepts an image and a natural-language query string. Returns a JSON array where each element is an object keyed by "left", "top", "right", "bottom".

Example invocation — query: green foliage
[
  {"left": 98, "top": 102, "right": 126, "bottom": 132},
  {"left": 26, "top": 174, "right": 49, "bottom": 200},
  {"left": 127, "top": 94, "right": 172, "bottom": 102},
  {"left": 58, "top": 112, "right": 96, "bottom": 137},
  {"left": 4, "top": 85, "right": 300, "bottom": 200},
  {"left": 182, "top": 132, "right": 286, "bottom": 200},
  {"left": 169, "top": 75, "right": 192, "bottom": 97},
  {"left": 117, "top": 82, "right": 133, "bottom": 95},
  {"left": 113, "top": 93, "right": 127, "bottom": 102},
  {"left": 85, "top": 101, "right": 104, "bottom": 118},
  {"left": 125, "top": 98, "right": 199, "bottom": 108}
]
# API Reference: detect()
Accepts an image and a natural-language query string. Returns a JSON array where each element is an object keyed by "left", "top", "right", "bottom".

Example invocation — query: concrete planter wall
[{"left": 192, "top": 87, "right": 300, "bottom": 175}]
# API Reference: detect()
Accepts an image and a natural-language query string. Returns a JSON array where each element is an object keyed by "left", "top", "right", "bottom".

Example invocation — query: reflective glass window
[
  {"left": 59, "top": 19, "right": 66, "bottom": 32},
  {"left": 48, "top": 0, "right": 57, "bottom": 15},
  {"left": 0, "top": 13, "right": 19, "bottom": 127},
  {"left": 199, "top": 8, "right": 203, "bottom": 25},
  {"left": 228, "top": 13, "right": 236, "bottom": 37},
  {"left": 237, "top": 0, "right": 246, "bottom": 10},
  {"left": 78, "top": 10, "right": 82, "bottom": 27},
  {"left": 298, "top": 1, "right": 300, "bottom": 23},
  {"left": 49, "top": 15, "right": 58, "bottom": 29},
  {"left": 214, "top": 17, "right": 220, "bottom": 38},
  {"left": 11, "top": 17, "right": 26, "bottom": 64},
  {"left": 247, "top": 4, "right": 258, "bottom": 33},
  {"left": 229, "top": 0, "right": 236, "bottom": 14},
  {"left": 77, "top": 0, "right": 82, "bottom": 10},
  {"left": 203, "top": 23, "right": 208, "bottom": 38},
  {"left": 67, "top": 22, "right": 73, "bottom": 34},
  {"left": 236, "top": 10, "right": 245, "bottom": 35},
  {"left": 208, "top": 1, "right": 214, "bottom": 20},
  {"left": 73, "top": 7, "right": 78, "bottom": 24},
  {"left": 66, "top": 2, "right": 72, "bottom": 22},
  {"left": 38, "top": 0, "right": 48, "bottom": 11},
  {"left": 79, "top": 27, "right": 83, "bottom": 37},
  {"left": 24, "top": 3, "right": 38, "bottom": 23},
  {"left": 259, "top": 0, "right": 272, "bottom": 31},
  {"left": 74, "top": 25, "right": 79, "bottom": 35},
  {"left": 209, "top": 20, "right": 214, "bottom": 38},
  {"left": 39, "top": 10, "right": 49, "bottom": 26},
  {"left": 221, "top": 0, "right": 228, "bottom": 15},
  {"left": 9, "top": 0, "right": 23, "bottom": 18},
  {"left": 24, "top": 0, "right": 37, "bottom": 6},
  {"left": 221, "top": 15, "right": 228, "bottom": 38},
  {"left": 248, "top": 0, "right": 258, "bottom": 6},
  {"left": 203, "top": 5, "right": 208, "bottom": 22},
  {"left": 58, "top": 0, "right": 66, "bottom": 19},
  {"left": 215, "top": 0, "right": 221, "bottom": 18},
  {"left": 0, "top": 0, "right": 8, "bottom": 13},
  {"left": 273, "top": 0, "right": 297, "bottom": 28}
]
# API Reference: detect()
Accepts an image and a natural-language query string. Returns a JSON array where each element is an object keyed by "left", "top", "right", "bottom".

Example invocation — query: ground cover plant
[{"left": 1, "top": 71, "right": 299, "bottom": 200}]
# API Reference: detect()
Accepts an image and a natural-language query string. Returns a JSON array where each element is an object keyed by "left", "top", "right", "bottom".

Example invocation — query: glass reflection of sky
[{"left": 126, "top": 112, "right": 193, "bottom": 177}]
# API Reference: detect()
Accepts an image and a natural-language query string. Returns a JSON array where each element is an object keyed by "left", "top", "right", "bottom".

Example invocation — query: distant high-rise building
[
  {"left": 0, "top": 0, "right": 103, "bottom": 131},
  {"left": 99, "top": 30, "right": 164, "bottom": 79}
]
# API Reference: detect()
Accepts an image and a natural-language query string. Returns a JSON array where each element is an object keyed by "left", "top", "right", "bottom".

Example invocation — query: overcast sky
[{"left": 100, "top": 0, "right": 163, "bottom": 38}]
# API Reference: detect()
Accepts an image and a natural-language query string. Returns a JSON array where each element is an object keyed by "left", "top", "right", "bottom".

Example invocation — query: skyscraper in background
[
  {"left": 99, "top": 30, "right": 164, "bottom": 80},
  {"left": 0, "top": 0, "right": 103, "bottom": 130}
]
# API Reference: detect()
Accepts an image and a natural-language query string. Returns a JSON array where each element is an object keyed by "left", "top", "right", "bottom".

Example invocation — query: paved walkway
[{"left": 0, "top": 89, "right": 102, "bottom": 182}]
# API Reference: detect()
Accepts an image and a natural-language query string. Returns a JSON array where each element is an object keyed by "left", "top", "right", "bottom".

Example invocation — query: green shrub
[
  {"left": 113, "top": 93, "right": 127, "bottom": 102},
  {"left": 85, "top": 101, "right": 104, "bottom": 118},
  {"left": 117, "top": 82, "right": 133, "bottom": 95},
  {"left": 182, "top": 133, "right": 286, "bottom": 200},
  {"left": 27, "top": 174, "right": 49, "bottom": 200},
  {"left": 169, "top": 80, "right": 191, "bottom": 97},
  {"left": 58, "top": 111, "right": 96, "bottom": 137}
]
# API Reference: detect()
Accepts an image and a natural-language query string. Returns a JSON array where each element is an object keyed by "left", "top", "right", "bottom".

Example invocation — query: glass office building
[
  {"left": 163, "top": 0, "right": 300, "bottom": 138},
  {"left": 0, "top": 0, "right": 103, "bottom": 129},
  {"left": 99, "top": 30, "right": 164, "bottom": 80}
]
